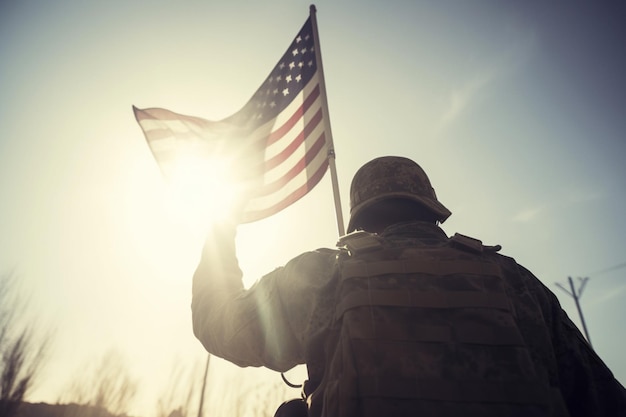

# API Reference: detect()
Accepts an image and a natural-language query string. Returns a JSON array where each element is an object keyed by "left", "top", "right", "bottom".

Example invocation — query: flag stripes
[
  {"left": 133, "top": 16, "right": 331, "bottom": 223},
  {"left": 245, "top": 158, "right": 328, "bottom": 221},
  {"left": 266, "top": 84, "right": 321, "bottom": 146}
]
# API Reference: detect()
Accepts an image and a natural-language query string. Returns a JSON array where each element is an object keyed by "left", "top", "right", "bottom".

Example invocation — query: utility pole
[
  {"left": 556, "top": 276, "right": 592, "bottom": 347},
  {"left": 197, "top": 353, "right": 211, "bottom": 417}
]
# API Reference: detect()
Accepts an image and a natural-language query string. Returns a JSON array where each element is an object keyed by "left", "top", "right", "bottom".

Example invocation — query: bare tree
[
  {"left": 156, "top": 359, "right": 204, "bottom": 417},
  {"left": 219, "top": 377, "right": 293, "bottom": 417},
  {"left": 0, "top": 273, "right": 50, "bottom": 417},
  {"left": 60, "top": 349, "right": 138, "bottom": 417}
]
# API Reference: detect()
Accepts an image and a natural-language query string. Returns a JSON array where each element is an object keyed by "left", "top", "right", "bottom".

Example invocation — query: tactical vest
[{"left": 313, "top": 231, "right": 569, "bottom": 417}]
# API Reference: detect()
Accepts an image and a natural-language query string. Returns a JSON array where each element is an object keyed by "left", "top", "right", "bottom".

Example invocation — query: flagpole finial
[{"left": 310, "top": 4, "right": 316, "bottom": 14}]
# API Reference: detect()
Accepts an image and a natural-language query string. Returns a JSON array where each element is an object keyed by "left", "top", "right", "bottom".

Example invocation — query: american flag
[{"left": 133, "top": 17, "right": 330, "bottom": 223}]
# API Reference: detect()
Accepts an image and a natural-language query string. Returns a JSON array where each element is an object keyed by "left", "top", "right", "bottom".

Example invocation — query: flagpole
[
  {"left": 309, "top": 4, "right": 345, "bottom": 237},
  {"left": 197, "top": 353, "right": 210, "bottom": 417}
]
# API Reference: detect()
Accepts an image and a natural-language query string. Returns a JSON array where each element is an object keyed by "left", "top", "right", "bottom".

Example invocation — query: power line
[{"left": 585, "top": 262, "right": 626, "bottom": 278}]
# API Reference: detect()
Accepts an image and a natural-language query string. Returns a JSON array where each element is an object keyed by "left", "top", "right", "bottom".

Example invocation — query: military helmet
[{"left": 347, "top": 156, "right": 451, "bottom": 232}]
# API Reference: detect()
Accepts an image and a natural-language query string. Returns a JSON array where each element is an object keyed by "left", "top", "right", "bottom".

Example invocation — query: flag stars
[{"left": 231, "top": 25, "right": 315, "bottom": 122}]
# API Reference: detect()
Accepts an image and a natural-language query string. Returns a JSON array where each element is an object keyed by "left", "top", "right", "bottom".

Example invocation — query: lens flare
[{"left": 165, "top": 151, "right": 240, "bottom": 230}]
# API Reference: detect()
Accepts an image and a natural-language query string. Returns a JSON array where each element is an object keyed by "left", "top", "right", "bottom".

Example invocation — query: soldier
[{"left": 192, "top": 156, "right": 625, "bottom": 416}]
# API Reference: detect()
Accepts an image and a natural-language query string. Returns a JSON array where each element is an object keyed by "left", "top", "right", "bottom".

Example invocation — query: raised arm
[{"left": 191, "top": 221, "right": 306, "bottom": 371}]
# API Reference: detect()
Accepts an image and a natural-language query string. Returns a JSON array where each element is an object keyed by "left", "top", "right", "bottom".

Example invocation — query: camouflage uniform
[
  {"left": 192, "top": 221, "right": 625, "bottom": 416},
  {"left": 192, "top": 156, "right": 625, "bottom": 416}
]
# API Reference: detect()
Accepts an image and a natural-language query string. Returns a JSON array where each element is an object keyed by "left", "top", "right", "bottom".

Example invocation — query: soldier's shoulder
[
  {"left": 290, "top": 248, "right": 339, "bottom": 264},
  {"left": 300, "top": 247, "right": 341, "bottom": 266},
  {"left": 315, "top": 247, "right": 341, "bottom": 255}
]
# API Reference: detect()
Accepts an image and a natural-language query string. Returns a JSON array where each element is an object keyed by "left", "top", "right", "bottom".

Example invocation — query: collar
[{"left": 380, "top": 221, "right": 449, "bottom": 243}]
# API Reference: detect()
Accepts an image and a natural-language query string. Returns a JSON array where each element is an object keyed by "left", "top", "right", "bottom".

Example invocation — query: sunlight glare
[{"left": 165, "top": 151, "right": 241, "bottom": 232}]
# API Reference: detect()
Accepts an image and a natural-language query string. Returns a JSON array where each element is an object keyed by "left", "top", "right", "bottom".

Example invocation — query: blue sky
[{"left": 1, "top": 1, "right": 625, "bottom": 415}]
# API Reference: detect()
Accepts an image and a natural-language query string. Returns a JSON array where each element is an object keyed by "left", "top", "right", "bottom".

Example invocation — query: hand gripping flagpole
[{"left": 310, "top": 4, "right": 346, "bottom": 237}]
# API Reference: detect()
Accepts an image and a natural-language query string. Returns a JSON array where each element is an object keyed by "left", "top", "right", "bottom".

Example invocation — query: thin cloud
[
  {"left": 512, "top": 205, "right": 544, "bottom": 222},
  {"left": 435, "top": 32, "right": 536, "bottom": 132},
  {"left": 440, "top": 72, "right": 493, "bottom": 125},
  {"left": 564, "top": 186, "right": 604, "bottom": 204},
  {"left": 589, "top": 282, "right": 626, "bottom": 306},
  {"left": 510, "top": 187, "right": 600, "bottom": 224}
]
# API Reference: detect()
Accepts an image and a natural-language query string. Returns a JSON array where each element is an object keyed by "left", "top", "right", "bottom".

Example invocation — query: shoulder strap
[
  {"left": 336, "top": 231, "right": 384, "bottom": 255},
  {"left": 450, "top": 233, "right": 502, "bottom": 253}
]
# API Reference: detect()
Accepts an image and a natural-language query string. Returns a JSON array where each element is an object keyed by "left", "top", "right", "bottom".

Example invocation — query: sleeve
[
  {"left": 191, "top": 222, "right": 335, "bottom": 372},
  {"left": 519, "top": 266, "right": 626, "bottom": 416}
]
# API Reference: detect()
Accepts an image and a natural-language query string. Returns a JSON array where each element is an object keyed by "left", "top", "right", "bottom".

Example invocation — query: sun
[{"left": 164, "top": 151, "right": 242, "bottom": 231}]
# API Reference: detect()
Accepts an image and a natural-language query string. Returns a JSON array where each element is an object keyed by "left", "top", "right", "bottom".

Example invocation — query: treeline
[
  {"left": 0, "top": 273, "right": 293, "bottom": 417},
  {"left": 15, "top": 402, "right": 131, "bottom": 417}
]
